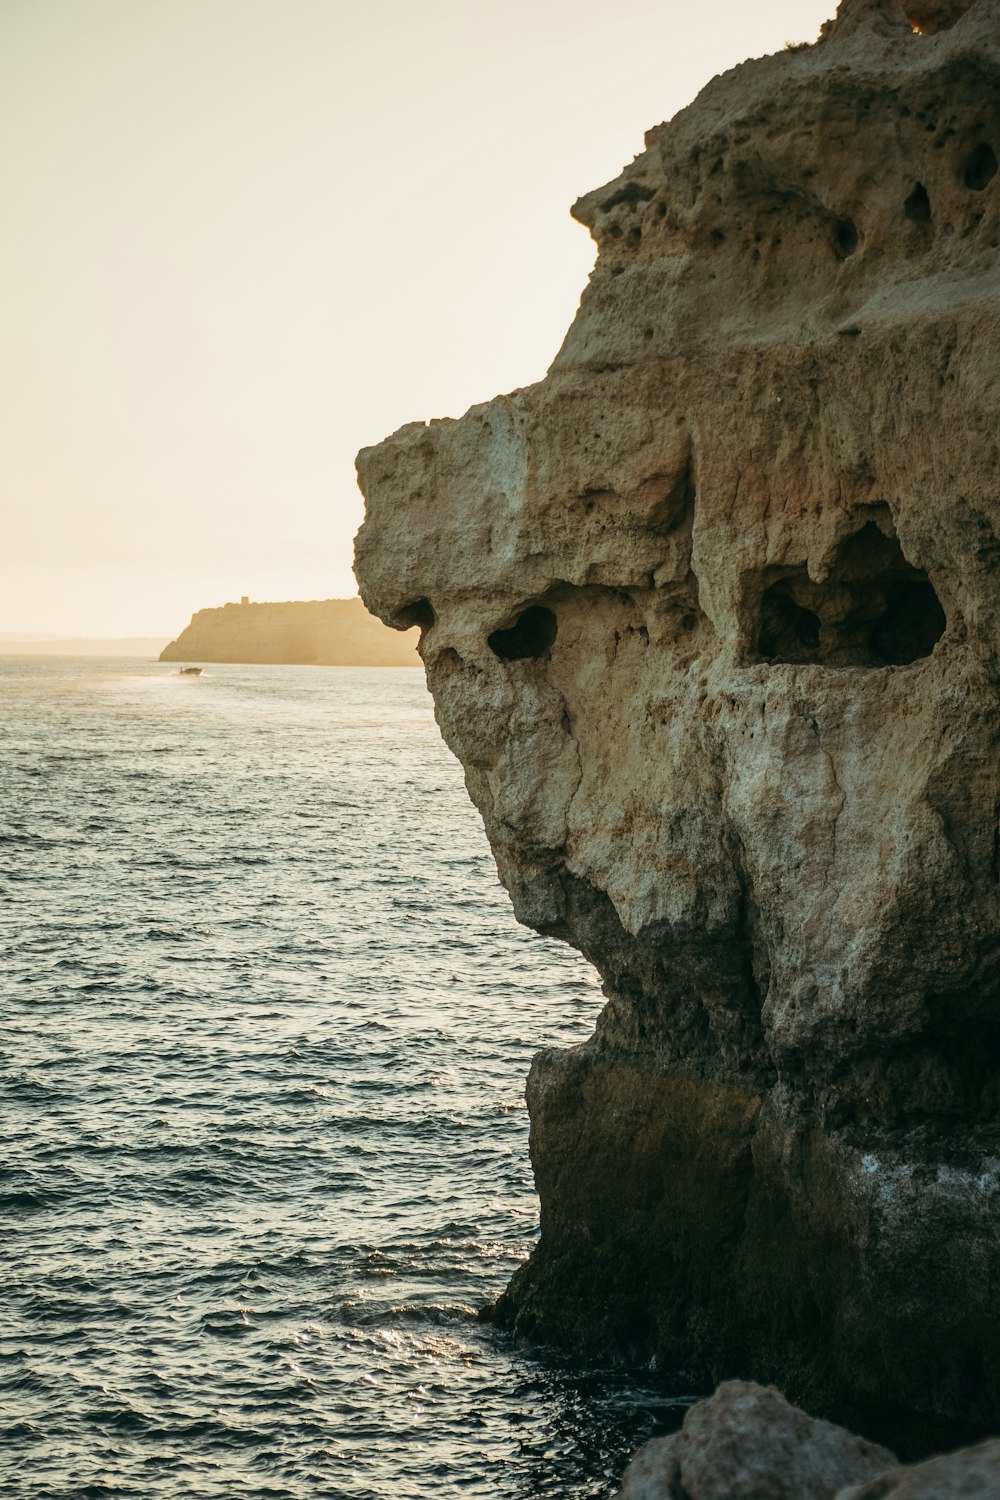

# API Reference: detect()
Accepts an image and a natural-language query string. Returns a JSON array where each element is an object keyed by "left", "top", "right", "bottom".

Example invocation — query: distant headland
[{"left": 159, "top": 596, "right": 420, "bottom": 667}]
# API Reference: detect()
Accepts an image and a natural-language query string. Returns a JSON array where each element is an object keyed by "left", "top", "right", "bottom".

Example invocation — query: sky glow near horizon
[{"left": 2, "top": 0, "right": 835, "bottom": 637}]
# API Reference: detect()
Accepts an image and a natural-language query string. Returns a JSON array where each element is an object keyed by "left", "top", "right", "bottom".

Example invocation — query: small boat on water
[{"left": 179, "top": 666, "right": 203, "bottom": 676}]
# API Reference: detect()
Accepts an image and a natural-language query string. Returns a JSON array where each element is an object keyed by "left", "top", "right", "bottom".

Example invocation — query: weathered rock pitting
[{"left": 355, "top": 0, "right": 1000, "bottom": 1450}]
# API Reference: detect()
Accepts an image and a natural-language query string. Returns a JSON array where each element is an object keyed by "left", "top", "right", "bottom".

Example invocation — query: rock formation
[
  {"left": 355, "top": 0, "right": 1000, "bottom": 1452},
  {"left": 616, "top": 1382, "right": 1000, "bottom": 1499},
  {"left": 617, "top": 1382, "right": 896, "bottom": 1499},
  {"left": 160, "top": 597, "right": 419, "bottom": 667}
]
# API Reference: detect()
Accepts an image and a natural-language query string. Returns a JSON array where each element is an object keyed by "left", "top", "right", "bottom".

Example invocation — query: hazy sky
[{"left": 1, "top": 0, "right": 835, "bottom": 636}]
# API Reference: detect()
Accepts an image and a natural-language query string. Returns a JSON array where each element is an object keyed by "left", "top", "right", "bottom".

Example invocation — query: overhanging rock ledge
[{"left": 354, "top": 0, "right": 1000, "bottom": 1452}]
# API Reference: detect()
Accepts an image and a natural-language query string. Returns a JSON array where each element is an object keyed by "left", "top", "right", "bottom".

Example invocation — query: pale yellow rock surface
[{"left": 355, "top": 0, "right": 1000, "bottom": 1448}]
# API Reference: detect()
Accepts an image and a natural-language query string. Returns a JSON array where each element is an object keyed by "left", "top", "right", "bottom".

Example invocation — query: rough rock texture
[
  {"left": 616, "top": 1382, "right": 1000, "bottom": 1499},
  {"left": 355, "top": 0, "right": 1000, "bottom": 1451},
  {"left": 838, "top": 1439, "right": 1000, "bottom": 1497},
  {"left": 617, "top": 1382, "right": 896, "bottom": 1499},
  {"left": 160, "top": 597, "right": 419, "bottom": 666}
]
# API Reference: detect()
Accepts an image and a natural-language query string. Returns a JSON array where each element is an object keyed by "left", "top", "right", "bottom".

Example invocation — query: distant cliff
[{"left": 160, "top": 598, "right": 419, "bottom": 666}]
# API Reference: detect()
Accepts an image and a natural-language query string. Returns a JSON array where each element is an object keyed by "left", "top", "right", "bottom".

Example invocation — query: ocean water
[{"left": 1, "top": 657, "right": 688, "bottom": 1500}]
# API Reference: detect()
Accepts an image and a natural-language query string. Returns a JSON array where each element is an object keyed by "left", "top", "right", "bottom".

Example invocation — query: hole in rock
[
  {"left": 599, "top": 182, "right": 656, "bottom": 212},
  {"left": 396, "top": 598, "right": 435, "bottom": 631},
  {"left": 904, "top": 182, "right": 932, "bottom": 223},
  {"left": 905, "top": 1, "right": 975, "bottom": 33},
  {"left": 870, "top": 579, "right": 946, "bottom": 664},
  {"left": 488, "top": 605, "right": 558, "bottom": 662},
  {"left": 755, "top": 522, "right": 946, "bottom": 667},
  {"left": 833, "top": 217, "right": 859, "bottom": 259},
  {"left": 965, "top": 144, "right": 998, "bottom": 191},
  {"left": 758, "top": 592, "right": 821, "bottom": 663}
]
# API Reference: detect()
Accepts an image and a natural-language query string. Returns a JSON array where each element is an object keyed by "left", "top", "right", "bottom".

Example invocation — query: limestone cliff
[
  {"left": 355, "top": 0, "right": 1000, "bottom": 1451},
  {"left": 160, "top": 598, "right": 419, "bottom": 667}
]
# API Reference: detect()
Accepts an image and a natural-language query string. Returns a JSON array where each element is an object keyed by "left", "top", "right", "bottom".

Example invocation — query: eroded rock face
[
  {"left": 838, "top": 1439, "right": 1000, "bottom": 1498},
  {"left": 355, "top": 0, "right": 1000, "bottom": 1449},
  {"left": 617, "top": 1382, "right": 896, "bottom": 1499},
  {"left": 615, "top": 1381, "right": 1000, "bottom": 1500}
]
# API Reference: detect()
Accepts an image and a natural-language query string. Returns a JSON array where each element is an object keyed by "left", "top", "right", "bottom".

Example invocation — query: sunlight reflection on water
[{"left": 1, "top": 657, "right": 690, "bottom": 1499}]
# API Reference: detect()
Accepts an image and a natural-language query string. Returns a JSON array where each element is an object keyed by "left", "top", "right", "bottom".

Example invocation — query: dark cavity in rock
[
  {"left": 599, "top": 182, "right": 657, "bottom": 211},
  {"left": 964, "top": 143, "right": 998, "bottom": 191},
  {"left": 756, "top": 523, "right": 945, "bottom": 666},
  {"left": 833, "top": 216, "right": 859, "bottom": 258},
  {"left": 904, "top": 182, "right": 932, "bottom": 223},
  {"left": 758, "top": 592, "right": 821, "bottom": 662},
  {"left": 488, "top": 605, "right": 558, "bottom": 661},
  {"left": 395, "top": 597, "right": 436, "bottom": 631}
]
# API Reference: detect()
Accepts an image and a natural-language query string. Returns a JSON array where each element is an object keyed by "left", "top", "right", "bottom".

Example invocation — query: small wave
[
  {"left": 199, "top": 1311, "right": 255, "bottom": 1337},
  {"left": 0, "top": 1420, "right": 46, "bottom": 1442},
  {"left": 1, "top": 1073, "right": 61, "bottom": 1098},
  {"left": 0, "top": 1188, "right": 57, "bottom": 1212},
  {"left": 81, "top": 1401, "right": 158, "bottom": 1434},
  {"left": 339, "top": 1299, "right": 477, "bottom": 1329},
  {"left": 141, "top": 926, "right": 201, "bottom": 941}
]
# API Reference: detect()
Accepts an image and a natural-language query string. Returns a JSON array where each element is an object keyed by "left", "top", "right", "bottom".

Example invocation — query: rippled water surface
[{"left": 1, "top": 658, "right": 689, "bottom": 1499}]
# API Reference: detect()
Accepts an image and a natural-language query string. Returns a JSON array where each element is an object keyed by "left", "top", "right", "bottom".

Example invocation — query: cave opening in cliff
[
  {"left": 870, "top": 578, "right": 946, "bottom": 663},
  {"left": 904, "top": 182, "right": 932, "bottom": 224},
  {"left": 905, "top": 0, "right": 976, "bottom": 33},
  {"left": 833, "top": 216, "right": 859, "bottom": 259},
  {"left": 755, "top": 522, "right": 946, "bottom": 667},
  {"left": 396, "top": 597, "right": 435, "bottom": 631},
  {"left": 964, "top": 142, "right": 998, "bottom": 191},
  {"left": 488, "top": 605, "right": 558, "bottom": 662},
  {"left": 758, "top": 592, "right": 821, "bottom": 662}
]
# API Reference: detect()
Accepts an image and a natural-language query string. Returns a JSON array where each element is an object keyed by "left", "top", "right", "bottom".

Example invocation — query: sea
[{"left": 1, "top": 657, "right": 689, "bottom": 1500}]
